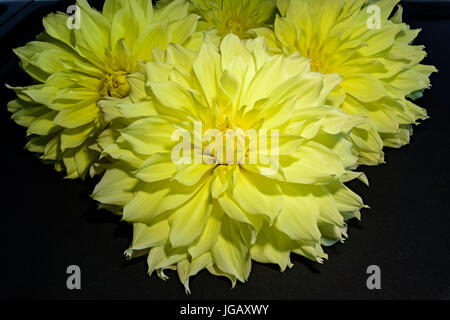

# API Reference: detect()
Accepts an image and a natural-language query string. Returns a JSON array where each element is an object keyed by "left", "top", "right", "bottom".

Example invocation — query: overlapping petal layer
[
  {"left": 7, "top": 0, "right": 199, "bottom": 178},
  {"left": 252, "top": 0, "right": 437, "bottom": 165},
  {"left": 92, "top": 34, "right": 367, "bottom": 292}
]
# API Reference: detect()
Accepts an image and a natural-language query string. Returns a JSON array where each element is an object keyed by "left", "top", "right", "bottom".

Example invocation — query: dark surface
[{"left": 0, "top": 1, "right": 449, "bottom": 300}]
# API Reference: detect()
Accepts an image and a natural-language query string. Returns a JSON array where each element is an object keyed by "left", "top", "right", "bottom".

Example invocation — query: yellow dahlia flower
[
  {"left": 159, "top": 0, "right": 277, "bottom": 39},
  {"left": 7, "top": 0, "right": 199, "bottom": 178},
  {"left": 92, "top": 34, "right": 367, "bottom": 292},
  {"left": 253, "top": 0, "right": 437, "bottom": 165}
]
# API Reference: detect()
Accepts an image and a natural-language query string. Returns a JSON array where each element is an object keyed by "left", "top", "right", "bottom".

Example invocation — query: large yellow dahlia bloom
[
  {"left": 7, "top": 0, "right": 199, "bottom": 178},
  {"left": 253, "top": 0, "right": 437, "bottom": 165},
  {"left": 92, "top": 34, "right": 367, "bottom": 292},
  {"left": 159, "top": 0, "right": 277, "bottom": 39}
]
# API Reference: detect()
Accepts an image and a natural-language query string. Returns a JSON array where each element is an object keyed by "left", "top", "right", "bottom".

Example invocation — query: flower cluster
[{"left": 7, "top": 0, "right": 435, "bottom": 292}]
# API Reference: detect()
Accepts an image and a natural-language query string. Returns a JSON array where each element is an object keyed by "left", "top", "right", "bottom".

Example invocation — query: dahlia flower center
[
  {"left": 310, "top": 57, "right": 325, "bottom": 73},
  {"left": 102, "top": 71, "right": 130, "bottom": 98},
  {"left": 203, "top": 117, "right": 256, "bottom": 165},
  {"left": 300, "top": 49, "right": 326, "bottom": 73},
  {"left": 222, "top": 14, "right": 250, "bottom": 38}
]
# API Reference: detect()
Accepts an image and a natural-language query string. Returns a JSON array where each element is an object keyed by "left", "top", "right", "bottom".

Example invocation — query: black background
[{"left": 0, "top": 0, "right": 449, "bottom": 300}]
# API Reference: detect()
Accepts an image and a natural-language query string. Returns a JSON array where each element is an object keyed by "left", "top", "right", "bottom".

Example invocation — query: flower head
[
  {"left": 7, "top": 0, "right": 199, "bottom": 178},
  {"left": 182, "top": 0, "right": 277, "bottom": 38},
  {"left": 254, "top": 0, "right": 437, "bottom": 165},
  {"left": 92, "top": 34, "right": 367, "bottom": 292}
]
